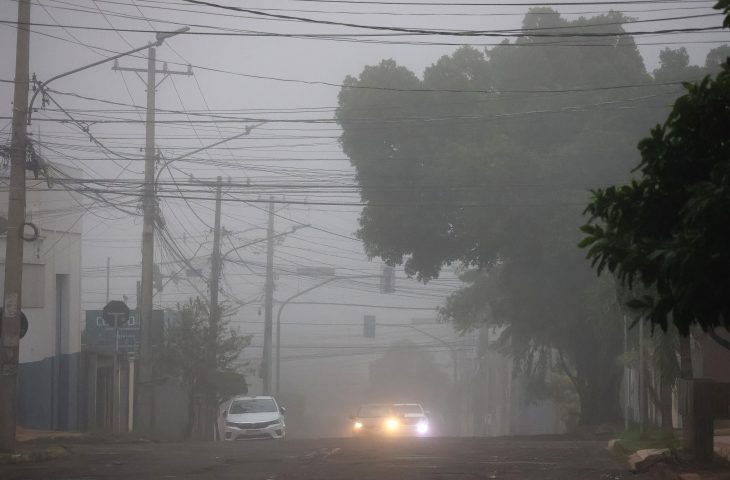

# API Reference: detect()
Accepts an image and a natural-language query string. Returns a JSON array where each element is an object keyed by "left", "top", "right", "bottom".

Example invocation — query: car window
[
  {"left": 394, "top": 404, "right": 423, "bottom": 415},
  {"left": 229, "top": 398, "right": 277, "bottom": 414},
  {"left": 357, "top": 405, "right": 392, "bottom": 417}
]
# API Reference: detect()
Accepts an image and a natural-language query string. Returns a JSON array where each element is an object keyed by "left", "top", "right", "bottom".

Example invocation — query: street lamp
[
  {"left": 274, "top": 273, "right": 382, "bottom": 396},
  {"left": 220, "top": 225, "right": 307, "bottom": 263},
  {"left": 208, "top": 224, "right": 309, "bottom": 396},
  {"left": 27, "top": 27, "right": 190, "bottom": 125}
]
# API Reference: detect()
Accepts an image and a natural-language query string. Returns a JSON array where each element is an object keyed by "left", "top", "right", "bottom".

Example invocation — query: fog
[{"left": 0, "top": 0, "right": 727, "bottom": 440}]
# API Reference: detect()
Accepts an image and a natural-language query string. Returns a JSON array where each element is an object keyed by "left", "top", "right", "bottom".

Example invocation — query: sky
[{"left": 0, "top": 0, "right": 728, "bottom": 398}]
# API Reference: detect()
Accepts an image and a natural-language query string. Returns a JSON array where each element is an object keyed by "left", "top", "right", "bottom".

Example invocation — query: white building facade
[{"left": 0, "top": 168, "right": 83, "bottom": 430}]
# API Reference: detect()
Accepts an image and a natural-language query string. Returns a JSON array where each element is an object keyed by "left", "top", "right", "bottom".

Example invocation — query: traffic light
[{"left": 363, "top": 315, "right": 376, "bottom": 338}]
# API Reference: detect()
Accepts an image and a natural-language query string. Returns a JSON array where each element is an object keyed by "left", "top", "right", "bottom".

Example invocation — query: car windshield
[
  {"left": 229, "top": 399, "right": 277, "bottom": 414},
  {"left": 358, "top": 405, "right": 392, "bottom": 418},
  {"left": 394, "top": 404, "right": 423, "bottom": 415}
]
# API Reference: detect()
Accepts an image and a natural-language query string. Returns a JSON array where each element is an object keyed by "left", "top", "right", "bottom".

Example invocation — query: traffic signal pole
[{"left": 0, "top": 0, "right": 31, "bottom": 453}]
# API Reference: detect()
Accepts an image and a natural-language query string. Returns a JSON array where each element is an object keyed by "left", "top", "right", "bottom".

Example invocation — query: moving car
[
  {"left": 221, "top": 395, "right": 286, "bottom": 440},
  {"left": 393, "top": 403, "right": 430, "bottom": 436},
  {"left": 350, "top": 403, "right": 401, "bottom": 436}
]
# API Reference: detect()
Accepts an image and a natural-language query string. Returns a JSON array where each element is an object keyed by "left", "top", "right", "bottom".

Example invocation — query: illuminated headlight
[
  {"left": 385, "top": 417, "right": 399, "bottom": 431},
  {"left": 353, "top": 422, "right": 363, "bottom": 430},
  {"left": 417, "top": 421, "right": 429, "bottom": 434}
]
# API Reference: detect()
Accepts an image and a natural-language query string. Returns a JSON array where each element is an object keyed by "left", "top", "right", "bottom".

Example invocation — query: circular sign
[
  {"left": 0, "top": 308, "right": 29, "bottom": 339},
  {"left": 103, "top": 300, "right": 130, "bottom": 327}
]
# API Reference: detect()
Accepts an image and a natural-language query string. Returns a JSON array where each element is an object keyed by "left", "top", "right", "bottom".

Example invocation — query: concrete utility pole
[
  {"left": 0, "top": 0, "right": 31, "bottom": 453},
  {"left": 207, "top": 177, "right": 223, "bottom": 437},
  {"left": 113, "top": 37, "right": 191, "bottom": 433},
  {"left": 262, "top": 197, "right": 275, "bottom": 395}
]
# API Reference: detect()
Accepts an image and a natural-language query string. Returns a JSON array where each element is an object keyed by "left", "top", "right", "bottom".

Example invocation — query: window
[{"left": 229, "top": 399, "right": 277, "bottom": 414}]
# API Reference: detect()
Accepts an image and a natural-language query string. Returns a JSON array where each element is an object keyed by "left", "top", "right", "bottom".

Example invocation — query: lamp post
[
  {"left": 215, "top": 225, "right": 308, "bottom": 395},
  {"left": 274, "top": 273, "right": 383, "bottom": 396},
  {"left": 27, "top": 27, "right": 190, "bottom": 126}
]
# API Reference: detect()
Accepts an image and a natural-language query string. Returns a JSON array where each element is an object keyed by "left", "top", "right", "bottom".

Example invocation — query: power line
[{"left": 181, "top": 0, "right": 722, "bottom": 37}]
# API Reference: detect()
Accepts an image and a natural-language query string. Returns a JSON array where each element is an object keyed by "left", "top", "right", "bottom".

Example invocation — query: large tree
[{"left": 337, "top": 9, "right": 673, "bottom": 426}]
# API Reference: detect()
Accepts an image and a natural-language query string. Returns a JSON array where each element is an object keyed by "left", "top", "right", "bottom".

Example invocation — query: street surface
[{"left": 1, "top": 436, "right": 645, "bottom": 479}]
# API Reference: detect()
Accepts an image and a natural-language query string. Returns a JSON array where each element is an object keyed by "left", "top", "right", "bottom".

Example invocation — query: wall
[{"left": 0, "top": 170, "right": 83, "bottom": 430}]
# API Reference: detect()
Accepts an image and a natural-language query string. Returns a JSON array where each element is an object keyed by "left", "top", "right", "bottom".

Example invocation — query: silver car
[{"left": 221, "top": 396, "right": 286, "bottom": 440}]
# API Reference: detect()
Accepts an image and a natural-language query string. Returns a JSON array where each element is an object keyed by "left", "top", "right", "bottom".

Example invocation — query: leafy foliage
[
  {"left": 158, "top": 297, "right": 251, "bottom": 437},
  {"left": 337, "top": 9, "right": 663, "bottom": 426},
  {"left": 581, "top": 61, "right": 730, "bottom": 335}
]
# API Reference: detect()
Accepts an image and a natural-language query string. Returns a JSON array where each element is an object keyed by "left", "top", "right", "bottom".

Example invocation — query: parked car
[
  {"left": 392, "top": 403, "right": 430, "bottom": 436},
  {"left": 221, "top": 395, "right": 286, "bottom": 440},
  {"left": 350, "top": 403, "right": 401, "bottom": 437}
]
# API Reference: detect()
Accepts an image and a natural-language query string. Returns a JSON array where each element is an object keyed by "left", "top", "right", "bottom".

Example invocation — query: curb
[{"left": 0, "top": 446, "right": 69, "bottom": 465}]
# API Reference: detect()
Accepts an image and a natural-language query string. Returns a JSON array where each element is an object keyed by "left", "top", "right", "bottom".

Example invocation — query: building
[
  {"left": 82, "top": 308, "right": 188, "bottom": 437},
  {"left": 0, "top": 166, "right": 83, "bottom": 430}
]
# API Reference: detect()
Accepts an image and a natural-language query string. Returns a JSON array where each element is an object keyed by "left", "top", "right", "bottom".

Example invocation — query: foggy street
[
  {"left": 1, "top": 0, "right": 730, "bottom": 477},
  {"left": 0, "top": 436, "right": 641, "bottom": 480}
]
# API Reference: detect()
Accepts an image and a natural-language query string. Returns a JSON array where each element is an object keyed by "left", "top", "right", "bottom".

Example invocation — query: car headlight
[
  {"left": 353, "top": 422, "right": 363, "bottom": 430},
  {"left": 385, "top": 417, "right": 399, "bottom": 431},
  {"left": 417, "top": 421, "right": 429, "bottom": 434}
]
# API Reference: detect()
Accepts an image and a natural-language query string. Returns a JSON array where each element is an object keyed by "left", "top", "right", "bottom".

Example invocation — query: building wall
[{"left": 0, "top": 171, "right": 83, "bottom": 430}]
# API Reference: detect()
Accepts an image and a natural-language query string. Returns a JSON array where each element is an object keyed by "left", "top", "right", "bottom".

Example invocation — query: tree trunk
[
  {"left": 679, "top": 334, "right": 695, "bottom": 450},
  {"left": 660, "top": 377, "right": 674, "bottom": 438},
  {"left": 184, "top": 389, "right": 195, "bottom": 439},
  {"left": 577, "top": 369, "right": 623, "bottom": 427}
]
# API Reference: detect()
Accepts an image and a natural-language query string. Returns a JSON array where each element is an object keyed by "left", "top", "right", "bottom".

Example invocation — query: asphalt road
[{"left": 1, "top": 436, "right": 647, "bottom": 479}]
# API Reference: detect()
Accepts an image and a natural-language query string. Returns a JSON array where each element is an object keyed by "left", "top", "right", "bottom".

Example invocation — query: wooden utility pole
[
  {"left": 139, "top": 45, "right": 158, "bottom": 434},
  {"left": 207, "top": 177, "right": 223, "bottom": 438},
  {"left": 0, "top": 0, "right": 31, "bottom": 453},
  {"left": 113, "top": 45, "right": 191, "bottom": 434},
  {"left": 262, "top": 197, "right": 275, "bottom": 395}
]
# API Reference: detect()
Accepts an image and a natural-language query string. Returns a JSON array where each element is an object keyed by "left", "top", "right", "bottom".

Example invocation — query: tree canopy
[
  {"left": 580, "top": 60, "right": 730, "bottom": 335},
  {"left": 336, "top": 9, "right": 726, "bottom": 426}
]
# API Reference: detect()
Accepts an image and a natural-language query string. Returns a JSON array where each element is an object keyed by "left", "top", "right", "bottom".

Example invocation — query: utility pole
[
  {"left": 262, "top": 197, "right": 275, "bottom": 395},
  {"left": 106, "top": 257, "right": 111, "bottom": 304},
  {"left": 207, "top": 177, "right": 223, "bottom": 438},
  {"left": 0, "top": 0, "right": 31, "bottom": 453},
  {"left": 113, "top": 43, "right": 192, "bottom": 434}
]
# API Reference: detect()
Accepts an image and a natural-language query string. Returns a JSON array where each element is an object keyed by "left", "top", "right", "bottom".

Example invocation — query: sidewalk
[
  {"left": 0, "top": 428, "right": 80, "bottom": 464},
  {"left": 16, "top": 427, "right": 82, "bottom": 443}
]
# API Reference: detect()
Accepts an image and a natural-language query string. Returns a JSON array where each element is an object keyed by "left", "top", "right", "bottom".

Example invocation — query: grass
[{"left": 615, "top": 428, "right": 681, "bottom": 453}]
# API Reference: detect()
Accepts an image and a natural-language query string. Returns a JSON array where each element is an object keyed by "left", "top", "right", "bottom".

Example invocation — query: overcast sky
[{"left": 1, "top": 0, "right": 728, "bottom": 391}]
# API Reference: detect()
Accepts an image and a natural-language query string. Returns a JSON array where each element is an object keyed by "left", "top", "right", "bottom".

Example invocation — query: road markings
[{"left": 301, "top": 447, "right": 341, "bottom": 462}]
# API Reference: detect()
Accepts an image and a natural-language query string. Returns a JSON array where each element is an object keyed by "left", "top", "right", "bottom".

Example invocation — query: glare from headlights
[
  {"left": 385, "top": 417, "right": 399, "bottom": 431},
  {"left": 354, "top": 422, "right": 363, "bottom": 429},
  {"left": 417, "top": 421, "right": 429, "bottom": 434}
]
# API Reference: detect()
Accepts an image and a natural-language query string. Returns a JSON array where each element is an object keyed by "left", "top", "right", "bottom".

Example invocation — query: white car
[{"left": 221, "top": 396, "right": 286, "bottom": 440}]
